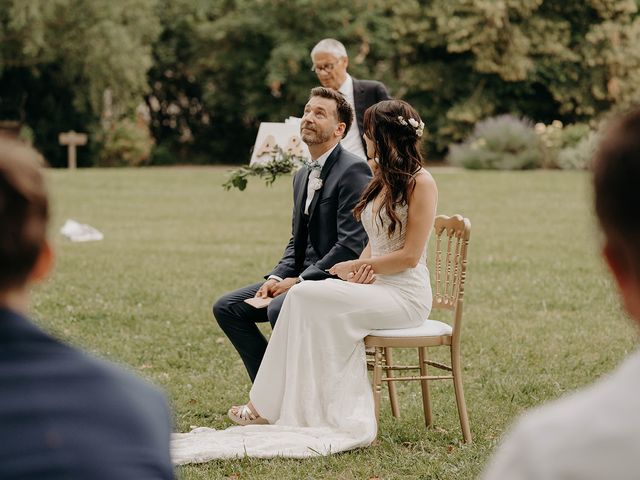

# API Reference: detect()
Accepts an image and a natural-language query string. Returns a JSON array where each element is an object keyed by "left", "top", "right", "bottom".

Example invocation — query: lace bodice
[
  {"left": 361, "top": 201, "right": 427, "bottom": 265},
  {"left": 360, "top": 198, "right": 431, "bottom": 311}
]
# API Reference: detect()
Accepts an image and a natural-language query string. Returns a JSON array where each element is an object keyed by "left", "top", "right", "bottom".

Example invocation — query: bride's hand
[
  {"left": 347, "top": 264, "right": 375, "bottom": 284},
  {"left": 328, "top": 260, "right": 356, "bottom": 280}
]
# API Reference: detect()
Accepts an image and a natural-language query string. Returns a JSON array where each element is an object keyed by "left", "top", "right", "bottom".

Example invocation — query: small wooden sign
[{"left": 59, "top": 130, "right": 88, "bottom": 169}]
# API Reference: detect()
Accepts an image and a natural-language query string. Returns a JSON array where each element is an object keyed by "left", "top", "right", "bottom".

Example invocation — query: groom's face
[{"left": 300, "top": 96, "right": 341, "bottom": 146}]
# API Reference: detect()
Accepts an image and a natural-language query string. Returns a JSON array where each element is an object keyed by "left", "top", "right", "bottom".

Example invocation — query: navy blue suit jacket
[
  {"left": 0, "top": 308, "right": 174, "bottom": 479},
  {"left": 268, "top": 144, "right": 372, "bottom": 281}
]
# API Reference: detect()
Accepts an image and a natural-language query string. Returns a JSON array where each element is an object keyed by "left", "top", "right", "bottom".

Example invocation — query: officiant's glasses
[{"left": 311, "top": 60, "right": 341, "bottom": 73}]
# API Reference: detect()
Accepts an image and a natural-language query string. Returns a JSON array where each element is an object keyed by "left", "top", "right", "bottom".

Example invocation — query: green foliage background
[{"left": 2, "top": 0, "right": 640, "bottom": 165}]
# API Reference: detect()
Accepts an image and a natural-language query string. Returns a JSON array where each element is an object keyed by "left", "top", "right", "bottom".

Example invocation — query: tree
[
  {"left": 390, "top": 0, "right": 640, "bottom": 151},
  {"left": 0, "top": 0, "right": 160, "bottom": 166},
  {"left": 3, "top": 0, "right": 640, "bottom": 165},
  {"left": 148, "top": 0, "right": 640, "bottom": 164}
]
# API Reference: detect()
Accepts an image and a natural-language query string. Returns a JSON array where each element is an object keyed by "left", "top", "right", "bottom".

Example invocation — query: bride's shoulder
[
  {"left": 408, "top": 169, "right": 437, "bottom": 206},
  {"left": 412, "top": 168, "right": 436, "bottom": 189}
]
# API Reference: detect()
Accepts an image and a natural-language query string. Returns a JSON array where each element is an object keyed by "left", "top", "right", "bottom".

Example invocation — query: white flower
[
  {"left": 552, "top": 120, "right": 563, "bottom": 129},
  {"left": 398, "top": 115, "right": 425, "bottom": 137},
  {"left": 534, "top": 123, "right": 546, "bottom": 134},
  {"left": 309, "top": 177, "right": 323, "bottom": 191}
]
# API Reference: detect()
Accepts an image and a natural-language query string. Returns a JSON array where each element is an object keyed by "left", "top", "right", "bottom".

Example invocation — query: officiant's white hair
[{"left": 311, "top": 39, "right": 348, "bottom": 59}]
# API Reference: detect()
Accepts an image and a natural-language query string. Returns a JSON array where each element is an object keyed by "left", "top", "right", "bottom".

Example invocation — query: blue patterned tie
[{"left": 307, "top": 160, "right": 321, "bottom": 171}]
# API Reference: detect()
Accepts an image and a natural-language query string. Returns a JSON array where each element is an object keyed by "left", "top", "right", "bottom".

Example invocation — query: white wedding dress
[{"left": 172, "top": 198, "right": 432, "bottom": 463}]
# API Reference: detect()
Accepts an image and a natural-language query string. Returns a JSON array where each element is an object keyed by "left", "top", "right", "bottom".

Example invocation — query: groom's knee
[
  {"left": 212, "top": 294, "right": 232, "bottom": 328},
  {"left": 267, "top": 295, "right": 285, "bottom": 327}
]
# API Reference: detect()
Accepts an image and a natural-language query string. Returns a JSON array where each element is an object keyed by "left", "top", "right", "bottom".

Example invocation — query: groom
[{"left": 214, "top": 87, "right": 372, "bottom": 381}]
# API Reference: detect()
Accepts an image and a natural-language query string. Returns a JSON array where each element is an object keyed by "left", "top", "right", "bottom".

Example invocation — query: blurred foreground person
[
  {"left": 482, "top": 108, "right": 640, "bottom": 479},
  {"left": 0, "top": 139, "right": 174, "bottom": 479}
]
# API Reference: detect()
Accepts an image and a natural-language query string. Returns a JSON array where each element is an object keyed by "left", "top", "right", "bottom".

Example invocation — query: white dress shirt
[
  {"left": 338, "top": 74, "right": 366, "bottom": 160},
  {"left": 482, "top": 349, "right": 640, "bottom": 480}
]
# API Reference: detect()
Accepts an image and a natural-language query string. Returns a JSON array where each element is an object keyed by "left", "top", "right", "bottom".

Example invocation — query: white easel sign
[{"left": 249, "top": 119, "right": 310, "bottom": 165}]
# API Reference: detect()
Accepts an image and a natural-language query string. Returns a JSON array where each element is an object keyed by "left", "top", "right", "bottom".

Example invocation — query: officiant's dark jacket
[
  {"left": 0, "top": 308, "right": 174, "bottom": 479},
  {"left": 353, "top": 78, "right": 392, "bottom": 150},
  {"left": 268, "top": 143, "right": 371, "bottom": 281}
]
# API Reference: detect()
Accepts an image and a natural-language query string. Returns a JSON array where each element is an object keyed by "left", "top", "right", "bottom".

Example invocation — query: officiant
[{"left": 310, "top": 38, "right": 391, "bottom": 162}]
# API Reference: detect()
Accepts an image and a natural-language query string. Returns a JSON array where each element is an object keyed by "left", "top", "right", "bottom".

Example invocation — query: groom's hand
[
  {"left": 271, "top": 277, "right": 299, "bottom": 297},
  {"left": 256, "top": 279, "right": 279, "bottom": 298}
]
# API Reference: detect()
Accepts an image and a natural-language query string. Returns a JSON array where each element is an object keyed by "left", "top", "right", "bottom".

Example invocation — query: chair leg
[
  {"left": 372, "top": 347, "right": 383, "bottom": 425},
  {"left": 384, "top": 347, "right": 400, "bottom": 419},
  {"left": 418, "top": 347, "right": 433, "bottom": 427},
  {"left": 451, "top": 346, "right": 472, "bottom": 443}
]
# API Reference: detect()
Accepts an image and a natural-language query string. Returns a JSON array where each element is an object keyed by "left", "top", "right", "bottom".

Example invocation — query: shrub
[
  {"left": 537, "top": 121, "right": 592, "bottom": 168},
  {"left": 448, "top": 115, "right": 542, "bottom": 170},
  {"left": 555, "top": 132, "right": 599, "bottom": 170},
  {"left": 149, "top": 143, "right": 176, "bottom": 166},
  {"left": 98, "top": 119, "right": 154, "bottom": 167}
]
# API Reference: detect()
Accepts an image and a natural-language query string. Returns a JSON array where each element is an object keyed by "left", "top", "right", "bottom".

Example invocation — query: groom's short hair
[
  {"left": 593, "top": 107, "right": 640, "bottom": 276},
  {"left": 0, "top": 139, "right": 49, "bottom": 290},
  {"left": 309, "top": 87, "right": 353, "bottom": 138}
]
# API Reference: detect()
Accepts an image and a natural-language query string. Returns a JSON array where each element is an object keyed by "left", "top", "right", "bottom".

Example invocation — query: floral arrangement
[{"left": 223, "top": 146, "right": 307, "bottom": 191}]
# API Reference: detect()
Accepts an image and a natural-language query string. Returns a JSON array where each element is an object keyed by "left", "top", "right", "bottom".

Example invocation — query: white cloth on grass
[{"left": 60, "top": 219, "right": 103, "bottom": 242}]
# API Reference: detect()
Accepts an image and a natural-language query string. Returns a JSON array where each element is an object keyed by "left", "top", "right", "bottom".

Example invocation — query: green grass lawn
[{"left": 33, "top": 166, "right": 635, "bottom": 479}]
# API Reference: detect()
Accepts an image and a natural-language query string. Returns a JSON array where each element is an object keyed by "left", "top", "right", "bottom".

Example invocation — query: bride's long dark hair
[{"left": 354, "top": 100, "right": 424, "bottom": 236}]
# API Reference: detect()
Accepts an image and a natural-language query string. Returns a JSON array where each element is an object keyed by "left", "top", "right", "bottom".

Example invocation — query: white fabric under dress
[{"left": 172, "top": 200, "right": 432, "bottom": 463}]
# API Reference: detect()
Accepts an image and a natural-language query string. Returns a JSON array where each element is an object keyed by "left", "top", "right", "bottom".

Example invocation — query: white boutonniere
[{"left": 309, "top": 177, "right": 323, "bottom": 191}]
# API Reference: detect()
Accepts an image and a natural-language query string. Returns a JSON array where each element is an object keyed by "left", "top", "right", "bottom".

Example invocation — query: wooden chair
[{"left": 365, "top": 214, "right": 472, "bottom": 443}]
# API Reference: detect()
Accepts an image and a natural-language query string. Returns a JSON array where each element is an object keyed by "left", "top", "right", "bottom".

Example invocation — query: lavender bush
[{"left": 448, "top": 115, "right": 543, "bottom": 170}]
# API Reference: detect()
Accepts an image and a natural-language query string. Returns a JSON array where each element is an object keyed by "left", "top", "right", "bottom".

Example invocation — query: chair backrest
[{"left": 431, "top": 214, "right": 471, "bottom": 313}]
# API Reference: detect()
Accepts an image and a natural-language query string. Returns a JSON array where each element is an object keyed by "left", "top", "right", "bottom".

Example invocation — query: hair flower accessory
[{"left": 398, "top": 115, "right": 425, "bottom": 137}]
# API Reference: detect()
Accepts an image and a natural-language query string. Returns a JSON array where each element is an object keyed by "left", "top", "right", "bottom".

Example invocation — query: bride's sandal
[{"left": 227, "top": 403, "right": 269, "bottom": 426}]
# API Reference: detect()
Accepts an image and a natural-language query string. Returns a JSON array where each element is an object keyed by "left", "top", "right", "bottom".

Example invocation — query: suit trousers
[{"left": 213, "top": 282, "right": 287, "bottom": 381}]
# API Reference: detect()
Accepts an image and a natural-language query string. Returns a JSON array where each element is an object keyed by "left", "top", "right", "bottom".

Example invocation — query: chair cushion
[{"left": 368, "top": 319, "right": 453, "bottom": 337}]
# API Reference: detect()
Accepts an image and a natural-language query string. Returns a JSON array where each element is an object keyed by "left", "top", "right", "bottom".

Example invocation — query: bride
[{"left": 172, "top": 99, "right": 438, "bottom": 462}]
